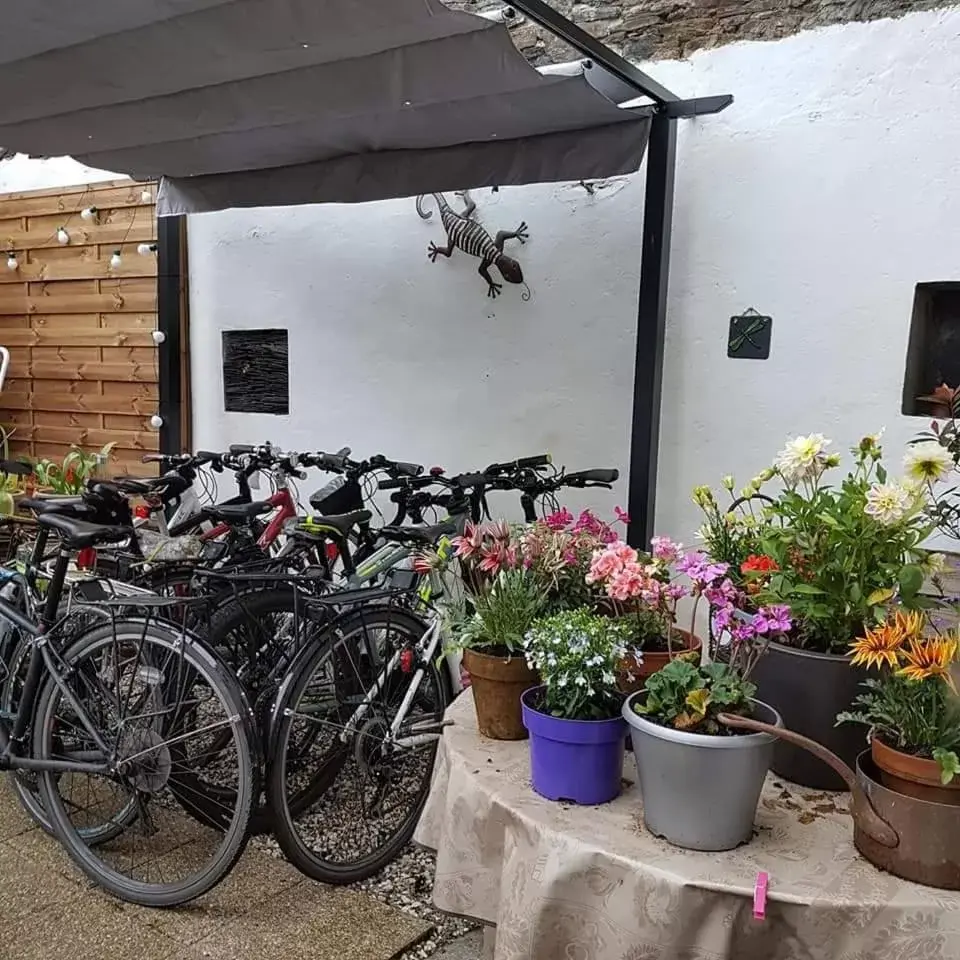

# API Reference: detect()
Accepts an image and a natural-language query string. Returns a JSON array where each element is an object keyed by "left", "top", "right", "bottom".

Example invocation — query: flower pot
[
  {"left": 751, "top": 640, "right": 868, "bottom": 790},
  {"left": 521, "top": 687, "right": 627, "bottom": 805},
  {"left": 616, "top": 630, "right": 702, "bottom": 694},
  {"left": 871, "top": 736, "right": 960, "bottom": 806},
  {"left": 462, "top": 648, "right": 538, "bottom": 741},
  {"left": 623, "top": 694, "right": 781, "bottom": 851}
]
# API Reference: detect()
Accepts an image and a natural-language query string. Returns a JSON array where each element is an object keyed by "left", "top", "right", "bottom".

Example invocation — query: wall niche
[{"left": 902, "top": 283, "right": 960, "bottom": 417}]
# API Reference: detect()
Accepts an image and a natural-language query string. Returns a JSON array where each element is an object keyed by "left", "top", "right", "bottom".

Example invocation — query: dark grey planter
[
  {"left": 623, "top": 696, "right": 781, "bottom": 851},
  {"left": 751, "top": 641, "right": 869, "bottom": 791}
]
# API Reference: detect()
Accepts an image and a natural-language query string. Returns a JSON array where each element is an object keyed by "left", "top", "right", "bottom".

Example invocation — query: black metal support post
[
  {"left": 627, "top": 112, "right": 677, "bottom": 548},
  {"left": 156, "top": 215, "right": 185, "bottom": 455}
]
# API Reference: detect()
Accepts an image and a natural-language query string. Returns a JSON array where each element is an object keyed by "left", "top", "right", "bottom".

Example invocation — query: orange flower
[
  {"left": 897, "top": 635, "right": 959, "bottom": 686},
  {"left": 891, "top": 609, "right": 925, "bottom": 642},
  {"left": 849, "top": 622, "right": 908, "bottom": 670}
]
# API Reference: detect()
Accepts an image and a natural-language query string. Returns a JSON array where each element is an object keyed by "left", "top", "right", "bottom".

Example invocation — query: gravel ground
[{"left": 252, "top": 835, "right": 480, "bottom": 958}]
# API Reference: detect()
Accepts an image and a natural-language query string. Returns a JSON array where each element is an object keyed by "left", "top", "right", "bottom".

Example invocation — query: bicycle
[{"left": 0, "top": 512, "right": 258, "bottom": 906}]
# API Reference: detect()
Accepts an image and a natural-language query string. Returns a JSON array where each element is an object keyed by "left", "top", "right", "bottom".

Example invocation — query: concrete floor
[{"left": 0, "top": 782, "right": 430, "bottom": 960}]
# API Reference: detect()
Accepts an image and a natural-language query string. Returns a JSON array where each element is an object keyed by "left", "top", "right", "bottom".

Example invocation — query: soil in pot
[
  {"left": 462, "top": 647, "right": 538, "bottom": 741},
  {"left": 521, "top": 687, "right": 626, "bottom": 805},
  {"left": 871, "top": 736, "right": 960, "bottom": 806},
  {"left": 751, "top": 640, "right": 867, "bottom": 791},
  {"left": 616, "top": 630, "right": 702, "bottom": 694},
  {"left": 623, "top": 695, "right": 781, "bottom": 851}
]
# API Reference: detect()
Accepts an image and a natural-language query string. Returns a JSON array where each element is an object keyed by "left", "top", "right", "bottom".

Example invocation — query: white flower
[
  {"left": 904, "top": 441, "right": 953, "bottom": 484},
  {"left": 864, "top": 481, "right": 913, "bottom": 525},
  {"left": 557, "top": 675, "right": 568, "bottom": 688},
  {"left": 574, "top": 675, "right": 587, "bottom": 687},
  {"left": 926, "top": 552, "right": 948, "bottom": 575},
  {"left": 775, "top": 433, "right": 831, "bottom": 484}
]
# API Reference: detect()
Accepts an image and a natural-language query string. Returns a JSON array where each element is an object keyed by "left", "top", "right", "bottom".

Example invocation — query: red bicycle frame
[{"left": 199, "top": 486, "right": 297, "bottom": 549}]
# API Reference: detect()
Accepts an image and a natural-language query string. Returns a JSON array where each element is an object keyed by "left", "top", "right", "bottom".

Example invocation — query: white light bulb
[
  {"left": 57, "top": 227, "right": 69, "bottom": 245},
  {"left": 80, "top": 206, "right": 98, "bottom": 221},
  {"left": 151, "top": 330, "right": 166, "bottom": 345},
  {"left": 5, "top": 255, "right": 17, "bottom": 271},
  {"left": 110, "top": 250, "right": 122, "bottom": 269},
  {"left": 141, "top": 188, "right": 152, "bottom": 203},
  {"left": 137, "top": 243, "right": 156, "bottom": 256},
  {"left": 149, "top": 414, "right": 163, "bottom": 429}
]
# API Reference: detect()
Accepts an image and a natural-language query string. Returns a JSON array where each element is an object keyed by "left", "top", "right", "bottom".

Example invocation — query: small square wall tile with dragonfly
[{"left": 728, "top": 308, "right": 772, "bottom": 360}]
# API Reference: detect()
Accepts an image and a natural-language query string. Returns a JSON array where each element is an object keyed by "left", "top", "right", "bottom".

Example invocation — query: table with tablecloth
[{"left": 414, "top": 689, "right": 960, "bottom": 960}]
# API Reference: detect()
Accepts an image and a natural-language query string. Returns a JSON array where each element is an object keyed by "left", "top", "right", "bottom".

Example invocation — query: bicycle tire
[
  {"left": 35, "top": 620, "right": 258, "bottom": 907},
  {"left": 267, "top": 605, "right": 451, "bottom": 884}
]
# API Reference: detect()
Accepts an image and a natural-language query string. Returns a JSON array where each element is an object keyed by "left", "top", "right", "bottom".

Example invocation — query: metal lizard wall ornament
[{"left": 416, "top": 191, "right": 530, "bottom": 299}]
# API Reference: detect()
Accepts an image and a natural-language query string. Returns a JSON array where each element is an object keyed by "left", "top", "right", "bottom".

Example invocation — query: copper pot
[{"left": 719, "top": 713, "right": 960, "bottom": 890}]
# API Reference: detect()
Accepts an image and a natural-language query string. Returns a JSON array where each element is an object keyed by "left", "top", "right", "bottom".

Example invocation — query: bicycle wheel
[
  {"left": 33, "top": 620, "right": 258, "bottom": 906},
  {"left": 267, "top": 606, "right": 451, "bottom": 884}
]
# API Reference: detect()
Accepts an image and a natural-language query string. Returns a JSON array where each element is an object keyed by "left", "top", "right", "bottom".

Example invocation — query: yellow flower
[
  {"left": 897, "top": 635, "right": 959, "bottom": 685},
  {"left": 849, "top": 621, "right": 909, "bottom": 670},
  {"left": 892, "top": 609, "right": 925, "bottom": 641}
]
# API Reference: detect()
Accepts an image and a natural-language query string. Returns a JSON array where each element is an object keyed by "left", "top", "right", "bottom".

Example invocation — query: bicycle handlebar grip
[
  {"left": 141, "top": 453, "right": 169, "bottom": 463},
  {"left": 570, "top": 468, "right": 620, "bottom": 484},
  {"left": 229, "top": 444, "right": 255, "bottom": 455},
  {"left": 454, "top": 472, "right": 488, "bottom": 488},
  {"left": 517, "top": 454, "right": 552, "bottom": 469},
  {"left": 394, "top": 461, "right": 424, "bottom": 477},
  {"left": 378, "top": 477, "right": 404, "bottom": 491},
  {"left": 319, "top": 453, "right": 348, "bottom": 471},
  {"left": 336, "top": 446, "right": 351, "bottom": 457}
]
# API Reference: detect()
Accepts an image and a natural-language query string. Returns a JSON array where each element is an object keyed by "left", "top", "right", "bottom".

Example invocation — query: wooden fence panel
[{"left": 0, "top": 180, "right": 161, "bottom": 477}]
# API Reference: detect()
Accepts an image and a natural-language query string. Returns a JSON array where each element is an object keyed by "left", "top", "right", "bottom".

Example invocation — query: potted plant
[
  {"left": 622, "top": 596, "right": 792, "bottom": 851},
  {"left": 29, "top": 442, "right": 116, "bottom": 496},
  {"left": 583, "top": 535, "right": 701, "bottom": 690},
  {"left": 520, "top": 607, "right": 632, "bottom": 805},
  {"left": 839, "top": 610, "right": 960, "bottom": 804},
  {"left": 695, "top": 432, "right": 936, "bottom": 789}
]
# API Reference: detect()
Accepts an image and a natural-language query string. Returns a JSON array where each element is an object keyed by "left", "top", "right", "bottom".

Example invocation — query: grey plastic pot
[{"left": 623, "top": 694, "right": 782, "bottom": 851}]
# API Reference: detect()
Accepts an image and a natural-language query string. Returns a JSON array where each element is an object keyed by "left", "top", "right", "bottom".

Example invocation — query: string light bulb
[
  {"left": 137, "top": 243, "right": 158, "bottom": 256},
  {"left": 80, "top": 206, "right": 99, "bottom": 221},
  {"left": 151, "top": 330, "right": 166, "bottom": 345},
  {"left": 149, "top": 414, "right": 163, "bottom": 430},
  {"left": 109, "top": 250, "right": 122, "bottom": 269},
  {"left": 56, "top": 227, "right": 70, "bottom": 245},
  {"left": 5, "top": 252, "right": 17, "bottom": 271},
  {"left": 141, "top": 188, "right": 152, "bottom": 203}
]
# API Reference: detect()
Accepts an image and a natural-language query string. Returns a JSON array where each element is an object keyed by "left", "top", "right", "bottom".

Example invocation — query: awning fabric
[{"left": 0, "top": 0, "right": 652, "bottom": 214}]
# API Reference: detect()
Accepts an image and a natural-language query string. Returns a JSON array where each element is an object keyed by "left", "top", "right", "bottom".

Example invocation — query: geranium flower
[
  {"left": 650, "top": 535, "right": 682, "bottom": 564},
  {"left": 741, "top": 554, "right": 779, "bottom": 576},
  {"left": 751, "top": 605, "right": 792, "bottom": 635},
  {"left": 712, "top": 604, "right": 735, "bottom": 635},
  {"left": 903, "top": 441, "right": 953, "bottom": 483},
  {"left": 572, "top": 510, "right": 603, "bottom": 535},
  {"left": 897, "top": 635, "right": 959, "bottom": 685},
  {"left": 607, "top": 563, "right": 646, "bottom": 601},
  {"left": 586, "top": 547, "right": 622, "bottom": 584},
  {"left": 614, "top": 506, "right": 630, "bottom": 524},
  {"left": 864, "top": 481, "right": 913, "bottom": 525},
  {"left": 849, "top": 621, "right": 908, "bottom": 670},
  {"left": 544, "top": 508, "right": 574, "bottom": 531}
]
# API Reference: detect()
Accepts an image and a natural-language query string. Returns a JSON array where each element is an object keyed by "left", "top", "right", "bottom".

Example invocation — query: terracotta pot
[
  {"left": 871, "top": 736, "right": 960, "bottom": 806},
  {"left": 461, "top": 647, "right": 538, "bottom": 741},
  {"left": 616, "top": 630, "right": 702, "bottom": 694}
]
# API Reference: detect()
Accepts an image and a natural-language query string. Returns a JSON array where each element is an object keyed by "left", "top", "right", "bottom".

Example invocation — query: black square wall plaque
[
  {"left": 728, "top": 309, "right": 772, "bottom": 360},
  {"left": 222, "top": 328, "right": 289, "bottom": 414}
]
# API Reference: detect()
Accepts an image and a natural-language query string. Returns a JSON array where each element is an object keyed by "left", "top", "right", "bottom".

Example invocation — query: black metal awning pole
[
  {"left": 627, "top": 111, "right": 677, "bottom": 547},
  {"left": 156, "top": 215, "right": 185, "bottom": 456}
]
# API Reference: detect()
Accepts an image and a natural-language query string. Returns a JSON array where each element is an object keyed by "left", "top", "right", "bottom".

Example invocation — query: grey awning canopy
[{"left": 0, "top": 0, "right": 652, "bottom": 214}]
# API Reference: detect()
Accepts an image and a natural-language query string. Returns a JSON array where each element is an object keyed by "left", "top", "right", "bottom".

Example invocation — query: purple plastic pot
[{"left": 521, "top": 686, "right": 627, "bottom": 805}]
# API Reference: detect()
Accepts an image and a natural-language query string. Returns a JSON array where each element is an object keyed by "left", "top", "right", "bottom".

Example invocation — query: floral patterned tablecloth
[{"left": 414, "top": 690, "right": 960, "bottom": 960}]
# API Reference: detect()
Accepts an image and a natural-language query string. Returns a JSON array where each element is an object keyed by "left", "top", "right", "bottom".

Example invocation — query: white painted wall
[{"left": 5, "top": 7, "right": 960, "bottom": 540}]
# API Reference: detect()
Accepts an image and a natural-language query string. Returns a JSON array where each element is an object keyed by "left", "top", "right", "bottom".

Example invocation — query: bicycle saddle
[
  {"left": 36, "top": 514, "right": 132, "bottom": 549},
  {"left": 208, "top": 500, "right": 273, "bottom": 523}
]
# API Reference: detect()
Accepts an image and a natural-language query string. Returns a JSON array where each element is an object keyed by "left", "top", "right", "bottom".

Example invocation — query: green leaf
[
  {"left": 866, "top": 587, "right": 895, "bottom": 606},
  {"left": 876, "top": 464, "right": 887, "bottom": 484},
  {"left": 789, "top": 583, "right": 825, "bottom": 596},
  {"left": 934, "top": 748, "right": 960, "bottom": 785},
  {"left": 898, "top": 564, "right": 925, "bottom": 598}
]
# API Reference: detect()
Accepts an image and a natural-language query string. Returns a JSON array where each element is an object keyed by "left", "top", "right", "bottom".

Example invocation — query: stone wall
[{"left": 448, "top": 0, "right": 960, "bottom": 62}]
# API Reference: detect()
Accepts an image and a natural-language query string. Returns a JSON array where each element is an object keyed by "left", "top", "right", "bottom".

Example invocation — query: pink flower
[
  {"left": 504, "top": 544, "right": 519, "bottom": 569},
  {"left": 608, "top": 564, "right": 646, "bottom": 601},
  {"left": 586, "top": 547, "right": 622, "bottom": 584},
  {"left": 650, "top": 535, "right": 682, "bottom": 565},
  {"left": 572, "top": 510, "right": 603, "bottom": 536},
  {"left": 614, "top": 506, "right": 631, "bottom": 525},
  {"left": 452, "top": 521, "right": 482, "bottom": 559},
  {"left": 562, "top": 547, "right": 578, "bottom": 566},
  {"left": 411, "top": 553, "right": 433, "bottom": 575},
  {"left": 545, "top": 508, "right": 574, "bottom": 531},
  {"left": 752, "top": 604, "right": 792, "bottom": 635},
  {"left": 712, "top": 605, "right": 735, "bottom": 635},
  {"left": 614, "top": 542, "right": 638, "bottom": 565},
  {"left": 478, "top": 543, "right": 505, "bottom": 574},
  {"left": 641, "top": 579, "right": 662, "bottom": 605},
  {"left": 665, "top": 583, "right": 687, "bottom": 601}
]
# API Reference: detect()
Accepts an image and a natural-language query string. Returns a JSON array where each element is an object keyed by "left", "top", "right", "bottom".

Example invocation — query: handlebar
[{"left": 485, "top": 454, "right": 552, "bottom": 474}]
